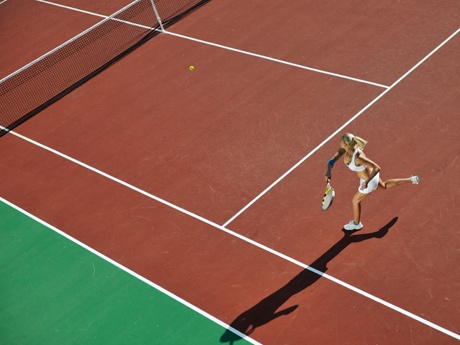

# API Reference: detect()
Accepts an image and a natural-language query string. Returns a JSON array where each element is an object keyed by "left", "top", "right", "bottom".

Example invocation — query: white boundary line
[
  {"left": 3, "top": 128, "right": 460, "bottom": 341},
  {"left": 34, "top": 0, "right": 387, "bottom": 89},
  {"left": 0, "top": 196, "right": 262, "bottom": 345},
  {"left": 36, "top": 0, "right": 160, "bottom": 31},
  {"left": 162, "top": 30, "right": 390, "bottom": 89},
  {"left": 37, "top": 0, "right": 109, "bottom": 19},
  {"left": 223, "top": 27, "right": 460, "bottom": 227}
]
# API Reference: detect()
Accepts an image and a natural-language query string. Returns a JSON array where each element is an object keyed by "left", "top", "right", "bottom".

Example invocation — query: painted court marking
[
  {"left": 162, "top": 30, "right": 390, "bottom": 89},
  {"left": 223, "top": 27, "right": 460, "bottom": 227},
  {"left": 33, "top": 0, "right": 388, "bottom": 89},
  {"left": 0, "top": 196, "right": 262, "bottom": 345},
  {"left": 2, "top": 66, "right": 460, "bottom": 341},
  {"left": 37, "top": 0, "right": 155, "bottom": 30}
]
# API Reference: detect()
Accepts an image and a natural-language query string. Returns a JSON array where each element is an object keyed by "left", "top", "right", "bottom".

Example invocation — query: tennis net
[{"left": 0, "top": 0, "right": 210, "bottom": 137}]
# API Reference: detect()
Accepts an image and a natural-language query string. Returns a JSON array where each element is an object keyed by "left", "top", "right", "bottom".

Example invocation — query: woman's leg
[
  {"left": 379, "top": 177, "right": 411, "bottom": 189},
  {"left": 352, "top": 191, "right": 368, "bottom": 223}
]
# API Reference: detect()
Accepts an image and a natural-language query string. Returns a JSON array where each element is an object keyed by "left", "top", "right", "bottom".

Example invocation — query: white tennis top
[{"left": 346, "top": 148, "right": 366, "bottom": 172}]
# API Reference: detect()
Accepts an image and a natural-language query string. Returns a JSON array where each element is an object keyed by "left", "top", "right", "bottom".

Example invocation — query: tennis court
[{"left": 1, "top": 0, "right": 459, "bottom": 344}]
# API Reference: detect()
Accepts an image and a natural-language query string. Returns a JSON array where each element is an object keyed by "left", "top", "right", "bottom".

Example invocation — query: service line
[{"left": 36, "top": 0, "right": 387, "bottom": 89}]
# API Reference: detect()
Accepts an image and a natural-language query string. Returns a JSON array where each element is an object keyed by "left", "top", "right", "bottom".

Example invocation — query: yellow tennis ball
[{"left": 189, "top": 65, "right": 195, "bottom": 71}]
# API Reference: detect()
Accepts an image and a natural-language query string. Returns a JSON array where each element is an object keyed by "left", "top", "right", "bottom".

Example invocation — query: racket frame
[{"left": 322, "top": 179, "right": 335, "bottom": 211}]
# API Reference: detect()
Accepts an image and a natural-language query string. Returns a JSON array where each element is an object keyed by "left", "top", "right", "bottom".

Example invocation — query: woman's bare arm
[{"left": 325, "top": 148, "right": 346, "bottom": 179}]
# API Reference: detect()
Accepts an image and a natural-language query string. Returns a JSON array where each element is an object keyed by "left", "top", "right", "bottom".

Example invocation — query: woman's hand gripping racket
[{"left": 322, "top": 164, "right": 335, "bottom": 211}]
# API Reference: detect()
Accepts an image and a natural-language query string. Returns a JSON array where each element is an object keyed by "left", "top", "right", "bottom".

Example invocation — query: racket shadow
[{"left": 220, "top": 217, "right": 398, "bottom": 344}]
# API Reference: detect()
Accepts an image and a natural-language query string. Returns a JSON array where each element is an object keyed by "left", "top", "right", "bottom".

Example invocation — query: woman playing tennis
[{"left": 326, "top": 133, "right": 419, "bottom": 231}]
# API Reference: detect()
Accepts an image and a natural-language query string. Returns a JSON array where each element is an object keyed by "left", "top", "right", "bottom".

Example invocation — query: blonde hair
[{"left": 341, "top": 133, "right": 368, "bottom": 149}]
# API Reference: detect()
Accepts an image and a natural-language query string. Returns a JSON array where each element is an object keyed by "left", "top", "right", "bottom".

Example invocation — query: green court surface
[{"left": 0, "top": 200, "right": 251, "bottom": 345}]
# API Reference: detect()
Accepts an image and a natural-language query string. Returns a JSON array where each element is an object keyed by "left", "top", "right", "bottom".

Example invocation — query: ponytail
[
  {"left": 341, "top": 133, "right": 368, "bottom": 149},
  {"left": 353, "top": 135, "right": 368, "bottom": 149}
]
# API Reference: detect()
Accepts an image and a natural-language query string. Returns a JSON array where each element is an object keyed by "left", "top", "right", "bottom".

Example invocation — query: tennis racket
[{"left": 322, "top": 179, "right": 335, "bottom": 211}]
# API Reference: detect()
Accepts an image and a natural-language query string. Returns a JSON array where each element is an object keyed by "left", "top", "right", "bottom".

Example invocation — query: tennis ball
[{"left": 189, "top": 65, "right": 195, "bottom": 71}]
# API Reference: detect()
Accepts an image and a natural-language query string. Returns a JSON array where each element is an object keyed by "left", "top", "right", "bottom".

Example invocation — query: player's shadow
[{"left": 220, "top": 217, "right": 398, "bottom": 344}]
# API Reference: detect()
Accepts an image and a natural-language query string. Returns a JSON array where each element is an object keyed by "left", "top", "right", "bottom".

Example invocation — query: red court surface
[
  {"left": 169, "top": 0, "right": 460, "bottom": 86},
  {"left": 1, "top": 0, "right": 459, "bottom": 344}
]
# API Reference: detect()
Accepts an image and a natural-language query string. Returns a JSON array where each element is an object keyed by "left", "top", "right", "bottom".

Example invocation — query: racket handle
[{"left": 325, "top": 165, "right": 332, "bottom": 179}]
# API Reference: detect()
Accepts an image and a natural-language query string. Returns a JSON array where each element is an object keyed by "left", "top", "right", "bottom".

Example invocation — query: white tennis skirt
[{"left": 358, "top": 172, "right": 380, "bottom": 194}]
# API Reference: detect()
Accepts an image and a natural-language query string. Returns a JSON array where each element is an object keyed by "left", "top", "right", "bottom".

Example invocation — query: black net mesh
[{"left": 0, "top": 0, "right": 210, "bottom": 136}]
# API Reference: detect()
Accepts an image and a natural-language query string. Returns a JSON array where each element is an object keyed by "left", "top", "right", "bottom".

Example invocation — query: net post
[{"left": 149, "top": 0, "right": 165, "bottom": 31}]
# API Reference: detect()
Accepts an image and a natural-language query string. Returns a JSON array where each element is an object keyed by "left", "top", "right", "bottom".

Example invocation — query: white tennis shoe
[
  {"left": 410, "top": 176, "right": 419, "bottom": 184},
  {"left": 344, "top": 221, "right": 363, "bottom": 231}
]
